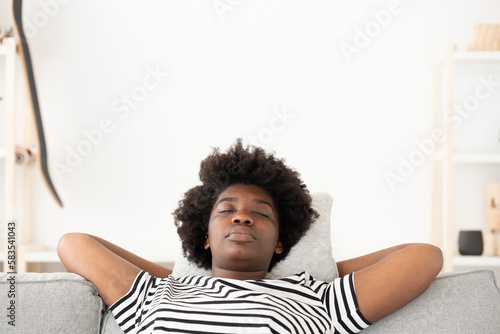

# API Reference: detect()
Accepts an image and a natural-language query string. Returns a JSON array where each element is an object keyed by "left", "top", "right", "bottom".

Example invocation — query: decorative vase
[{"left": 458, "top": 230, "right": 483, "bottom": 256}]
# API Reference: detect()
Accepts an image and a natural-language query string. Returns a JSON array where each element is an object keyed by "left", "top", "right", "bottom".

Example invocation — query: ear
[
  {"left": 204, "top": 233, "right": 210, "bottom": 250},
  {"left": 274, "top": 240, "right": 283, "bottom": 254}
]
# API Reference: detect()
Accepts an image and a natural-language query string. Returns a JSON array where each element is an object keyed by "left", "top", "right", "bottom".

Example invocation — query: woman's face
[{"left": 205, "top": 184, "right": 282, "bottom": 274}]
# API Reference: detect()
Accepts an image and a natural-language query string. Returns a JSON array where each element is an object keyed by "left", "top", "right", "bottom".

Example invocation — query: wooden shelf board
[
  {"left": 454, "top": 153, "right": 500, "bottom": 164},
  {"left": 432, "top": 152, "right": 500, "bottom": 164},
  {"left": 454, "top": 51, "right": 500, "bottom": 62},
  {"left": 0, "top": 250, "right": 176, "bottom": 264},
  {"left": 453, "top": 255, "right": 500, "bottom": 267},
  {"left": 432, "top": 149, "right": 445, "bottom": 163},
  {"left": 434, "top": 51, "right": 500, "bottom": 66},
  {"left": 25, "top": 251, "right": 60, "bottom": 263}
]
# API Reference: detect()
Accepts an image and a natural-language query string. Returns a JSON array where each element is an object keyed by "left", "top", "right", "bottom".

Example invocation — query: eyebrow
[{"left": 215, "top": 197, "right": 276, "bottom": 212}]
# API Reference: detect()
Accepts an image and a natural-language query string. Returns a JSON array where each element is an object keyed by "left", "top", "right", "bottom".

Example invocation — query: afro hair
[{"left": 173, "top": 139, "right": 318, "bottom": 271}]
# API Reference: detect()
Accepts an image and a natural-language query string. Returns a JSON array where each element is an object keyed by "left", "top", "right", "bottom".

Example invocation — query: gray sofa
[{"left": 0, "top": 270, "right": 499, "bottom": 333}]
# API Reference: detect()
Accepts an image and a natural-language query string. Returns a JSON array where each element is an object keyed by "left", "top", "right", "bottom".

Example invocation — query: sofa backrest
[
  {"left": 1, "top": 269, "right": 499, "bottom": 333},
  {"left": 0, "top": 272, "right": 106, "bottom": 334},
  {"left": 364, "top": 269, "right": 500, "bottom": 333}
]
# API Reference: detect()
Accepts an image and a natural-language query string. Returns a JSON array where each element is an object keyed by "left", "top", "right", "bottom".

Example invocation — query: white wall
[{"left": 1, "top": 0, "right": 499, "bottom": 265}]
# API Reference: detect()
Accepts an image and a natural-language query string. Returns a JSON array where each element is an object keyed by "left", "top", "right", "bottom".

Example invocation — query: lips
[{"left": 226, "top": 226, "right": 256, "bottom": 240}]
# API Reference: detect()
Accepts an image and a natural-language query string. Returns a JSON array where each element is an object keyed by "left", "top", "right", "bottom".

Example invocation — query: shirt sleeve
[
  {"left": 109, "top": 270, "right": 156, "bottom": 334},
  {"left": 325, "top": 273, "right": 372, "bottom": 334}
]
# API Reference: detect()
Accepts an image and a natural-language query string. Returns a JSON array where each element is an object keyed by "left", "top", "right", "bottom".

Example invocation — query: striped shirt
[{"left": 110, "top": 271, "right": 371, "bottom": 334}]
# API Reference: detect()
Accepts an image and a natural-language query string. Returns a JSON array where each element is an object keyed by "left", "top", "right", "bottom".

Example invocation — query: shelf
[
  {"left": 454, "top": 51, "right": 500, "bottom": 62},
  {"left": 453, "top": 255, "right": 500, "bottom": 267},
  {"left": 454, "top": 153, "right": 500, "bottom": 164},
  {"left": 432, "top": 151, "right": 500, "bottom": 164},
  {"left": 0, "top": 251, "right": 60, "bottom": 264},
  {"left": 431, "top": 45, "right": 500, "bottom": 272},
  {"left": 435, "top": 51, "right": 500, "bottom": 65},
  {"left": 0, "top": 251, "right": 177, "bottom": 264},
  {"left": 25, "top": 251, "right": 60, "bottom": 263}
]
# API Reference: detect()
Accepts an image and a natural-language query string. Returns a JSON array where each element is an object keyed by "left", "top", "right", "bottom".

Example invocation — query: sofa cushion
[
  {"left": 0, "top": 272, "right": 105, "bottom": 334},
  {"left": 363, "top": 269, "right": 500, "bottom": 334}
]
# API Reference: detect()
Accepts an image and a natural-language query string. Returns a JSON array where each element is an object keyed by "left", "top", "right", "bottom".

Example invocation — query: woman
[{"left": 58, "top": 139, "right": 443, "bottom": 333}]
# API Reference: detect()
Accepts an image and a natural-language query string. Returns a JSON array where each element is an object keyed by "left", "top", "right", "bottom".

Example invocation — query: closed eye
[{"left": 253, "top": 211, "right": 269, "bottom": 218}]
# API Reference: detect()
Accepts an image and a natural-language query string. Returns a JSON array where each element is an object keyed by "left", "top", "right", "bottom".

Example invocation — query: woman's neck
[{"left": 211, "top": 266, "right": 267, "bottom": 280}]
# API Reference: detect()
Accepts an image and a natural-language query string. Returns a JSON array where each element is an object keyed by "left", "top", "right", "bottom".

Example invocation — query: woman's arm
[
  {"left": 337, "top": 243, "right": 443, "bottom": 324},
  {"left": 57, "top": 233, "right": 172, "bottom": 306}
]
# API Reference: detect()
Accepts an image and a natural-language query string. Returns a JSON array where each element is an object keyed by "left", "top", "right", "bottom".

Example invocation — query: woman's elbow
[
  {"left": 419, "top": 243, "right": 443, "bottom": 278},
  {"left": 57, "top": 233, "right": 86, "bottom": 272},
  {"left": 57, "top": 233, "right": 76, "bottom": 256},
  {"left": 429, "top": 244, "right": 443, "bottom": 272}
]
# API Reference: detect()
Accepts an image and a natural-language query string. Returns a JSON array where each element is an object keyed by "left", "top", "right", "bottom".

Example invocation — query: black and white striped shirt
[{"left": 110, "top": 271, "right": 371, "bottom": 334}]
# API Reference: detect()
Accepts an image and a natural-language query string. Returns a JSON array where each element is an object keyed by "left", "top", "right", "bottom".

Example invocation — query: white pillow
[{"left": 172, "top": 192, "right": 338, "bottom": 282}]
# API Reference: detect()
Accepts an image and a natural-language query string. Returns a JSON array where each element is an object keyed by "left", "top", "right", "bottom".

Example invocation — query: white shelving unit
[
  {"left": 0, "top": 249, "right": 176, "bottom": 270},
  {"left": 2, "top": 37, "right": 179, "bottom": 272},
  {"left": 453, "top": 255, "right": 500, "bottom": 267},
  {"left": 2, "top": 37, "right": 18, "bottom": 273},
  {"left": 431, "top": 44, "right": 500, "bottom": 272},
  {"left": 1, "top": 37, "right": 44, "bottom": 272},
  {"left": 454, "top": 153, "right": 500, "bottom": 164}
]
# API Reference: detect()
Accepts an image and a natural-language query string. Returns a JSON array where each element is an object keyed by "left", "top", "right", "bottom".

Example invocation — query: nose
[{"left": 231, "top": 211, "right": 253, "bottom": 225}]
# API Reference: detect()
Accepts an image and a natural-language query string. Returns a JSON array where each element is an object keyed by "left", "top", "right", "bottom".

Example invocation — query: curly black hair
[{"left": 173, "top": 139, "right": 318, "bottom": 271}]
